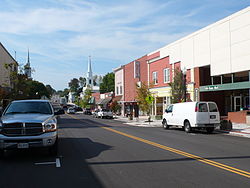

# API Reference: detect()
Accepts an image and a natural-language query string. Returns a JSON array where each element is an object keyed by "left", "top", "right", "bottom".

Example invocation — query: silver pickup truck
[{"left": 0, "top": 100, "right": 64, "bottom": 157}]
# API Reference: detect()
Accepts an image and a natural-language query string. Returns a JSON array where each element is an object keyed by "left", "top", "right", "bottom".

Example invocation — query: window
[
  {"left": 164, "top": 68, "right": 170, "bottom": 83},
  {"left": 116, "top": 86, "right": 119, "bottom": 95},
  {"left": 208, "top": 103, "right": 218, "bottom": 112},
  {"left": 152, "top": 71, "right": 158, "bottom": 85},
  {"left": 199, "top": 103, "right": 208, "bottom": 112},
  {"left": 166, "top": 105, "right": 173, "bottom": 113},
  {"left": 120, "top": 86, "right": 122, "bottom": 95},
  {"left": 134, "top": 61, "right": 140, "bottom": 78}
]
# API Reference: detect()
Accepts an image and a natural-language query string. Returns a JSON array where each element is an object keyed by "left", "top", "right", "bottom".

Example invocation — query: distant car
[
  {"left": 97, "top": 109, "right": 113, "bottom": 119},
  {"left": 84, "top": 108, "right": 92, "bottom": 115},
  {"left": 67, "top": 107, "right": 75, "bottom": 114},
  {"left": 74, "top": 106, "right": 83, "bottom": 112},
  {"left": 92, "top": 109, "right": 100, "bottom": 118},
  {"left": 0, "top": 99, "right": 64, "bottom": 157}
]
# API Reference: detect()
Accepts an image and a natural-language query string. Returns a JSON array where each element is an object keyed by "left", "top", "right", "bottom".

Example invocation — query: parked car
[
  {"left": 0, "top": 100, "right": 64, "bottom": 157},
  {"left": 74, "top": 106, "right": 83, "bottom": 112},
  {"left": 97, "top": 109, "right": 113, "bottom": 119},
  {"left": 162, "top": 102, "right": 220, "bottom": 133},
  {"left": 84, "top": 108, "right": 92, "bottom": 115},
  {"left": 67, "top": 107, "right": 75, "bottom": 114},
  {"left": 92, "top": 109, "right": 100, "bottom": 118}
]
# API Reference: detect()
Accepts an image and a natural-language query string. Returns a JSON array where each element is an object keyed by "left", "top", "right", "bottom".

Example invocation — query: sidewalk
[
  {"left": 113, "top": 116, "right": 162, "bottom": 127},
  {"left": 114, "top": 116, "right": 250, "bottom": 138}
]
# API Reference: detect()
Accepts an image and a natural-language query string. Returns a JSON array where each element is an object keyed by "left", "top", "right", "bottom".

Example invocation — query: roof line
[{"left": 0, "top": 42, "right": 18, "bottom": 65}]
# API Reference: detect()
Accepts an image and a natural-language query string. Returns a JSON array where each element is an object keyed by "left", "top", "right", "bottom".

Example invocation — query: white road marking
[
  {"left": 56, "top": 158, "right": 61, "bottom": 168},
  {"left": 35, "top": 162, "right": 56, "bottom": 165},
  {"left": 35, "top": 158, "right": 61, "bottom": 168}
]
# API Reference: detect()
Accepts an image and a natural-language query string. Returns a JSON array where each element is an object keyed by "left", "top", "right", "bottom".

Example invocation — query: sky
[{"left": 0, "top": 0, "right": 249, "bottom": 90}]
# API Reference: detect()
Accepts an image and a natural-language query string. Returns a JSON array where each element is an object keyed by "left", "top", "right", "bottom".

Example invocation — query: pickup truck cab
[
  {"left": 0, "top": 100, "right": 64, "bottom": 157},
  {"left": 162, "top": 101, "right": 220, "bottom": 133}
]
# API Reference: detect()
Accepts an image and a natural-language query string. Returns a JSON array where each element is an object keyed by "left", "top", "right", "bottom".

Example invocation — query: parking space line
[{"left": 35, "top": 158, "right": 61, "bottom": 168}]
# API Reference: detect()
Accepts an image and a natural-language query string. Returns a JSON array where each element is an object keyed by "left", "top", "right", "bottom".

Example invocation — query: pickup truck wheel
[
  {"left": 206, "top": 127, "right": 214, "bottom": 134},
  {"left": 162, "top": 120, "right": 169, "bottom": 129},
  {"left": 184, "top": 121, "right": 192, "bottom": 133},
  {"left": 49, "top": 139, "right": 58, "bottom": 156}
]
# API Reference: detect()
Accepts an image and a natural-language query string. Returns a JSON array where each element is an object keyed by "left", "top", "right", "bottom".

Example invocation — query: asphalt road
[{"left": 0, "top": 114, "right": 250, "bottom": 188}]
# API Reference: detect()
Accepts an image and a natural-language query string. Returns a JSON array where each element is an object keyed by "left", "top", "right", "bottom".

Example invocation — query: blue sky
[{"left": 0, "top": 0, "right": 249, "bottom": 90}]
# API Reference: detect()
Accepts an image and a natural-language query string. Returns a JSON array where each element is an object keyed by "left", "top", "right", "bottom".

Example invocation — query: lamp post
[{"left": 183, "top": 67, "right": 187, "bottom": 102}]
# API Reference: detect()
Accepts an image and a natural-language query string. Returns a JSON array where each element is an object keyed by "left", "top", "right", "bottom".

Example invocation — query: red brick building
[{"left": 123, "top": 55, "right": 147, "bottom": 117}]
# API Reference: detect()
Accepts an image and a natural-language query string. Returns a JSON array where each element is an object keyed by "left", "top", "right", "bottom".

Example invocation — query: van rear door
[
  {"left": 196, "top": 102, "right": 210, "bottom": 124},
  {"left": 208, "top": 102, "right": 220, "bottom": 124}
]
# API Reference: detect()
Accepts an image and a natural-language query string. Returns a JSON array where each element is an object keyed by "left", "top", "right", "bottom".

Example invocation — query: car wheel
[
  {"left": 206, "top": 127, "right": 214, "bottom": 134},
  {"left": 49, "top": 139, "right": 58, "bottom": 156},
  {"left": 162, "top": 119, "right": 169, "bottom": 129},
  {"left": 184, "top": 121, "right": 192, "bottom": 133}
]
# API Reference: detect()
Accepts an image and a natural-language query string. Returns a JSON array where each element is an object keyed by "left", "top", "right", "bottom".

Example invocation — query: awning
[{"left": 97, "top": 97, "right": 112, "bottom": 105}]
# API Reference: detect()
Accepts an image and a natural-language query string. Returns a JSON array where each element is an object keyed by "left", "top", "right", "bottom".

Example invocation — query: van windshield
[{"left": 208, "top": 103, "right": 218, "bottom": 112}]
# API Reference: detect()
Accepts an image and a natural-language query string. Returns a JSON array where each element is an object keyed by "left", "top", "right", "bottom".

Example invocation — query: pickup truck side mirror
[
  {"left": 54, "top": 109, "right": 65, "bottom": 115},
  {"left": 165, "top": 109, "right": 168, "bottom": 113}
]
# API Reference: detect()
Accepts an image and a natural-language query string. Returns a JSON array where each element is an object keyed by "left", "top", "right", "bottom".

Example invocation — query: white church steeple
[
  {"left": 24, "top": 49, "right": 32, "bottom": 79},
  {"left": 87, "top": 56, "right": 93, "bottom": 88}
]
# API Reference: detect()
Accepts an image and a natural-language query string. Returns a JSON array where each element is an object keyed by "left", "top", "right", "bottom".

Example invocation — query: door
[
  {"left": 208, "top": 102, "right": 220, "bottom": 124},
  {"left": 196, "top": 102, "right": 210, "bottom": 124},
  {"left": 164, "top": 105, "right": 174, "bottom": 125},
  {"left": 234, "top": 96, "right": 242, "bottom": 111}
]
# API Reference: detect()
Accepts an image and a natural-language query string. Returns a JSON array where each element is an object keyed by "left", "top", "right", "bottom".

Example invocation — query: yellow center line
[{"left": 67, "top": 114, "right": 250, "bottom": 179}]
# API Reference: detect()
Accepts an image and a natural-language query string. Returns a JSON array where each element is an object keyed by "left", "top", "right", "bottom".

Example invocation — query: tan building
[{"left": 0, "top": 42, "right": 18, "bottom": 89}]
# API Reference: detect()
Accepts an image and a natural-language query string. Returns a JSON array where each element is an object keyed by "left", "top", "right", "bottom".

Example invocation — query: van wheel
[
  {"left": 184, "top": 121, "right": 192, "bottom": 133},
  {"left": 206, "top": 127, "right": 214, "bottom": 134},
  {"left": 162, "top": 120, "right": 169, "bottom": 129}
]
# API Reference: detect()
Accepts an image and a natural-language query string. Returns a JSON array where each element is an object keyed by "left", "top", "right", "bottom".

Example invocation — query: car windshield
[{"left": 4, "top": 101, "right": 53, "bottom": 115}]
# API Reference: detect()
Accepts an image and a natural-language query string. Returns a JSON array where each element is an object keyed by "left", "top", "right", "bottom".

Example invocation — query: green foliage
[
  {"left": 136, "top": 82, "right": 153, "bottom": 116},
  {"left": 68, "top": 78, "right": 80, "bottom": 93},
  {"left": 3, "top": 63, "right": 53, "bottom": 100},
  {"left": 82, "top": 88, "right": 92, "bottom": 108},
  {"left": 46, "top": 85, "right": 56, "bottom": 97},
  {"left": 169, "top": 69, "right": 185, "bottom": 103},
  {"left": 110, "top": 100, "right": 121, "bottom": 115},
  {"left": 79, "top": 77, "right": 86, "bottom": 87},
  {"left": 100, "top": 72, "right": 114, "bottom": 93}
]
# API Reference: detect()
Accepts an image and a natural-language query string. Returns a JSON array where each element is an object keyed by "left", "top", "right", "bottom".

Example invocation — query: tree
[
  {"left": 82, "top": 88, "right": 92, "bottom": 108},
  {"left": 169, "top": 69, "right": 185, "bottom": 103},
  {"left": 46, "top": 85, "right": 56, "bottom": 98},
  {"left": 68, "top": 78, "right": 80, "bottom": 93},
  {"left": 100, "top": 72, "right": 114, "bottom": 93},
  {"left": 136, "top": 82, "right": 154, "bottom": 121},
  {"left": 110, "top": 100, "right": 121, "bottom": 116},
  {"left": 79, "top": 77, "right": 86, "bottom": 87}
]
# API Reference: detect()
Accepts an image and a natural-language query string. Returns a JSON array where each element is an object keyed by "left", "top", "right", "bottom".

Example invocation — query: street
[{"left": 0, "top": 114, "right": 250, "bottom": 188}]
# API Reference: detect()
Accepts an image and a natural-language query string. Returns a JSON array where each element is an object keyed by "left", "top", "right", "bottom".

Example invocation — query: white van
[{"left": 162, "top": 102, "right": 220, "bottom": 133}]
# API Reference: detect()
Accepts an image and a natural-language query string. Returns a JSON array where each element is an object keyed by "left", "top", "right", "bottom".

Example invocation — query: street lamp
[{"left": 183, "top": 67, "right": 187, "bottom": 102}]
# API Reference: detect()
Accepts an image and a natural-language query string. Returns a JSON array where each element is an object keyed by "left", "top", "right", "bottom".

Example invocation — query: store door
[{"left": 234, "top": 96, "right": 242, "bottom": 111}]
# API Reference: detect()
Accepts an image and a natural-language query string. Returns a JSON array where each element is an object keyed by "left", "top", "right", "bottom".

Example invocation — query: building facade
[
  {"left": 113, "top": 66, "right": 124, "bottom": 115},
  {"left": 147, "top": 6, "right": 250, "bottom": 116},
  {"left": 123, "top": 55, "right": 148, "bottom": 117},
  {"left": 115, "top": 6, "right": 250, "bottom": 118},
  {"left": 0, "top": 42, "right": 18, "bottom": 90}
]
